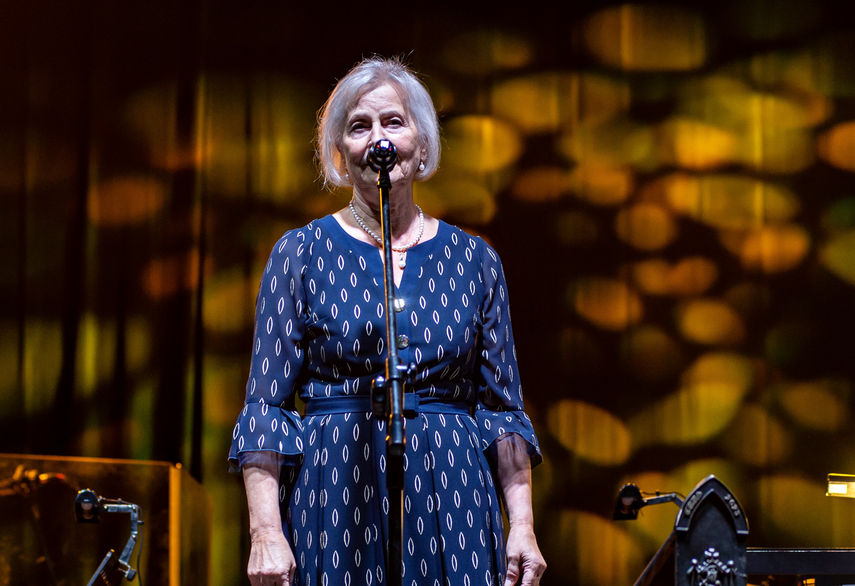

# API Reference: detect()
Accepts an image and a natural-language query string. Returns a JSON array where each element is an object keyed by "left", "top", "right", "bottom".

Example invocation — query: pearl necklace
[{"left": 349, "top": 200, "right": 425, "bottom": 269}]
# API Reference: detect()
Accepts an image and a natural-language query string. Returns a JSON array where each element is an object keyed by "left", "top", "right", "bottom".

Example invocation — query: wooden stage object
[{"left": 0, "top": 454, "right": 211, "bottom": 586}]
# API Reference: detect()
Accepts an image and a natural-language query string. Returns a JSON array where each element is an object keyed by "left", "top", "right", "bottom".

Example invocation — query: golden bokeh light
[
  {"left": 718, "top": 403, "right": 792, "bottom": 466},
  {"left": 629, "top": 353, "right": 754, "bottom": 447},
  {"left": 204, "top": 269, "right": 256, "bottom": 334},
  {"left": 720, "top": 224, "right": 811, "bottom": 273},
  {"left": 491, "top": 72, "right": 630, "bottom": 134},
  {"left": 142, "top": 248, "right": 211, "bottom": 300},
  {"left": 820, "top": 230, "right": 855, "bottom": 286},
  {"left": 676, "top": 298, "right": 747, "bottom": 346},
  {"left": 200, "top": 74, "right": 317, "bottom": 202},
  {"left": 442, "top": 115, "right": 523, "bottom": 174},
  {"left": 667, "top": 459, "right": 748, "bottom": 505},
  {"left": 511, "top": 167, "right": 569, "bottom": 202},
  {"left": 556, "top": 510, "right": 646, "bottom": 586},
  {"left": 415, "top": 176, "right": 497, "bottom": 225},
  {"left": 614, "top": 203, "right": 677, "bottom": 251},
  {"left": 204, "top": 359, "right": 252, "bottom": 426},
  {"left": 88, "top": 176, "right": 167, "bottom": 226},
  {"left": 546, "top": 399, "right": 631, "bottom": 466},
  {"left": 627, "top": 257, "right": 718, "bottom": 296},
  {"left": 658, "top": 118, "right": 737, "bottom": 170},
  {"left": 818, "top": 121, "right": 855, "bottom": 172},
  {"left": 570, "top": 277, "right": 644, "bottom": 331},
  {"left": 758, "top": 475, "right": 833, "bottom": 544},
  {"left": 679, "top": 75, "right": 831, "bottom": 131},
  {"left": 249, "top": 76, "right": 319, "bottom": 201},
  {"left": 441, "top": 29, "right": 534, "bottom": 75},
  {"left": 776, "top": 379, "right": 849, "bottom": 432},
  {"left": 76, "top": 315, "right": 116, "bottom": 398},
  {"left": 662, "top": 173, "right": 800, "bottom": 230},
  {"left": 567, "top": 164, "right": 634, "bottom": 206},
  {"left": 737, "top": 126, "right": 815, "bottom": 174},
  {"left": 582, "top": 5, "right": 707, "bottom": 71},
  {"left": 560, "top": 119, "right": 655, "bottom": 169},
  {"left": 619, "top": 325, "right": 684, "bottom": 383},
  {"left": 22, "top": 320, "right": 63, "bottom": 415}
]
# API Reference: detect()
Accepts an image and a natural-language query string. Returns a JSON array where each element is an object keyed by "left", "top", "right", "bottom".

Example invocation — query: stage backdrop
[{"left": 3, "top": 0, "right": 855, "bottom": 584}]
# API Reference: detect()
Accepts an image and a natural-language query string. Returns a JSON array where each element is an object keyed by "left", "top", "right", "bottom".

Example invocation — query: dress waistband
[{"left": 305, "top": 394, "right": 470, "bottom": 417}]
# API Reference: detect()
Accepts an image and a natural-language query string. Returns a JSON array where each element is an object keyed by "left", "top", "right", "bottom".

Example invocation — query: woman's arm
[
  {"left": 243, "top": 455, "right": 296, "bottom": 586},
  {"left": 497, "top": 436, "right": 546, "bottom": 586}
]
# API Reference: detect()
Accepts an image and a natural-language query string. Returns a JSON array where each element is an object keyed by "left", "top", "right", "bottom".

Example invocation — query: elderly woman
[{"left": 229, "top": 56, "right": 545, "bottom": 586}]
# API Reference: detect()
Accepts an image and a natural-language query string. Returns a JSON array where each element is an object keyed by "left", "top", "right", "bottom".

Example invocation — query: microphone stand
[{"left": 367, "top": 139, "right": 405, "bottom": 586}]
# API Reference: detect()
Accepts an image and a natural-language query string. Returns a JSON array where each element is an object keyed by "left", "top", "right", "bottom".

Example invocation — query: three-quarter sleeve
[
  {"left": 474, "top": 241, "right": 542, "bottom": 468},
  {"left": 228, "top": 228, "right": 311, "bottom": 472}
]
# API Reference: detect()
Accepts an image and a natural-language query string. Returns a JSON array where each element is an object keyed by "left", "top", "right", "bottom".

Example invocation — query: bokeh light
[
  {"left": 582, "top": 5, "right": 707, "bottom": 71},
  {"left": 775, "top": 379, "right": 850, "bottom": 431},
  {"left": 626, "top": 257, "right": 718, "bottom": 296},
  {"left": 821, "top": 230, "right": 855, "bottom": 285},
  {"left": 614, "top": 203, "right": 677, "bottom": 251},
  {"left": 717, "top": 403, "right": 792, "bottom": 466},
  {"left": 675, "top": 298, "right": 747, "bottom": 345},
  {"left": 88, "top": 176, "right": 167, "bottom": 226},
  {"left": 629, "top": 353, "right": 754, "bottom": 447},
  {"left": 547, "top": 399, "right": 631, "bottom": 465},
  {"left": 570, "top": 277, "right": 644, "bottom": 331}
]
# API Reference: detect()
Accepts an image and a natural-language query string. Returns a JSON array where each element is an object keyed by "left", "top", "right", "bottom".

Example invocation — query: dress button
[
  {"left": 394, "top": 298, "right": 406, "bottom": 313},
  {"left": 397, "top": 334, "right": 409, "bottom": 349}
]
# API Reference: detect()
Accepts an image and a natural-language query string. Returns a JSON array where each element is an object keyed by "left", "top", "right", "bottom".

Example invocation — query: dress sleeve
[
  {"left": 474, "top": 240, "right": 543, "bottom": 468},
  {"left": 228, "top": 229, "right": 310, "bottom": 472}
]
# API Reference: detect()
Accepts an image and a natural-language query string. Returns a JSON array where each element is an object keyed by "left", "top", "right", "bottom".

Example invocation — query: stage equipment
[
  {"left": 617, "top": 475, "right": 855, "bottom": 586},
  {"left": 0, "top": 454, "right": 211, "bottom": 586},
  {"left": 827, "top": 473, "right": 855, "bottom": 498},
  {"left": 613, "top": 482, "right": 684, "bottom": 520},
  {"left": 75, "top": 489, "right": 142, "bottom": 585},
  {"left": 367, "top": 138, "right": 407, "bottom": 586}
]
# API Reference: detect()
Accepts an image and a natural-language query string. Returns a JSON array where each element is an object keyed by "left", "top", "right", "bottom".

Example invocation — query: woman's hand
[
  {"left": 248, "top": 527, "right": 296, "bottom": 586},
  {"left": 504, "top": 522, "right": 546, "bottom": 586},
  {"left": 496, "top": 436, "right": 546, "bottom": 586},
  {"left": 243, "top": 454, "right": 294, "bottom": 586}
]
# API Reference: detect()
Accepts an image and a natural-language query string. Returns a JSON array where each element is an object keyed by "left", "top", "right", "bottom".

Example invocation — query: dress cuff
[
  {"left": 228, "top": 402, "right": 305, "bottom": 473},
  {"left": 475, "top": 407, "right": 543, "bottom": 468}
]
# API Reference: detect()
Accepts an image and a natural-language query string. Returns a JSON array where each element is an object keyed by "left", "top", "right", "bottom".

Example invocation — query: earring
[
  {"left": 418, "top": 161, "right": 425, "bottom": 172},
  {"left": 345, "top": 172, "right": 349, "bottom": 180}
]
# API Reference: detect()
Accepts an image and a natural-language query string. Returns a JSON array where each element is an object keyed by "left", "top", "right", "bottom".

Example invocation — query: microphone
[
  {"left": 0, "top": 465, "right": 67, "bottom": 497},
  {"left": 367, "top": 139, "right": 397, "bottom": 172}
]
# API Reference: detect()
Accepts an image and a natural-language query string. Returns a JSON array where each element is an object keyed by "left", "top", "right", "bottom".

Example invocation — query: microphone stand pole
[{"left": 368, "top": 139, "right": 405, "bottom": 586}]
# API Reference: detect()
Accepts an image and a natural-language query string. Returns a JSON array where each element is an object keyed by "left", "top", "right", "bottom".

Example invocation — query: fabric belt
[{"left": 305, "top": 394, "right": 470, "bottom": 417}]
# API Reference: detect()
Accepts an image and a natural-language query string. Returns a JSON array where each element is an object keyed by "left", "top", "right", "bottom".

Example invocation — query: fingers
[
  {"left": 520, "top": 555, "right": 547, "bottom": 586},
  {"left": 504, "top": 557, "right": 520, "bottom": 586}
]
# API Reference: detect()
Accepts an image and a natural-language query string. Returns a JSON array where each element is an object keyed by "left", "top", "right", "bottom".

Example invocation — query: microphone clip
[{"left": 367, "top": 140, "right": 397, "bottom": 173}]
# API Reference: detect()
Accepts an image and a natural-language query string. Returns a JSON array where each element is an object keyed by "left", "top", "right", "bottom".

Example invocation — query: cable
[{"left": 136, "top": 518, "right": 144, "bottom": 586}]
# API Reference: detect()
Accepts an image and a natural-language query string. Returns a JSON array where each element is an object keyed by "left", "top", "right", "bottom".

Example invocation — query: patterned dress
[{"left": 229, "top": 215, "right": 541, "bottom": 586}]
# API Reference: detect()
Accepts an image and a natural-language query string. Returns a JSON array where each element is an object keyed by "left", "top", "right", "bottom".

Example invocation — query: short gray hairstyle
[{"left": 316, "top": 56, "right": 441, "bottom": 189}]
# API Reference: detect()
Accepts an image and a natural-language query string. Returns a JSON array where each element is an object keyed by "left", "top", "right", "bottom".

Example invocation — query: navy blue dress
[{"left": 229, "top": 215, "right": 541, "bottom": 586}]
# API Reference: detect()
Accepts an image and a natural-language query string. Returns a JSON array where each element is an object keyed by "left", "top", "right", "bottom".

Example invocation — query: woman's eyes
[{"left": 348, "top": 117, "right": 405, "bottom": 134}]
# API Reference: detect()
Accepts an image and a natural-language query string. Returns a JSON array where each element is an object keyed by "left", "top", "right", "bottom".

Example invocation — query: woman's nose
[{"left": 369, "top": 123, "right": 386, "bottom": 144}]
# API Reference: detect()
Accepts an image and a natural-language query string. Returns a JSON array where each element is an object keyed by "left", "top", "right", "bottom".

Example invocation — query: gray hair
[{"left": 316, "top": 56, "right": 441, "bottom": 189}]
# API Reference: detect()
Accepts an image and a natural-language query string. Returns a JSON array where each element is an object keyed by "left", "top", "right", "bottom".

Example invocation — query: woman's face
[{"left": 341, "top": 83, "right": 423, "bottom": 196}]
